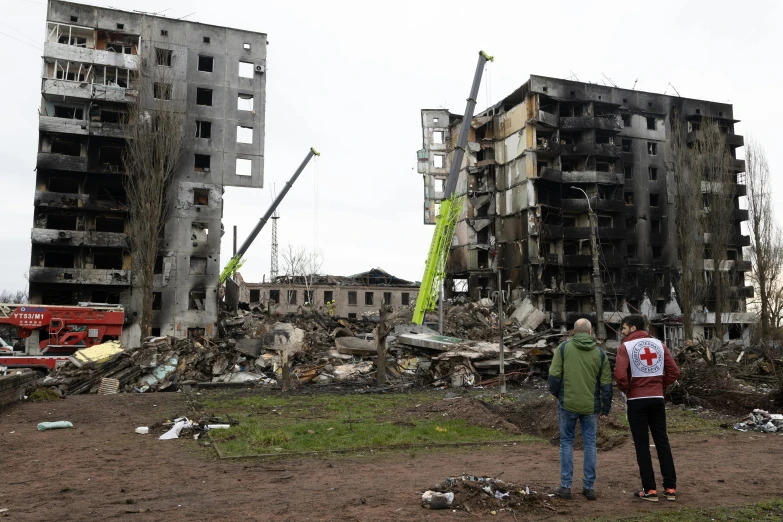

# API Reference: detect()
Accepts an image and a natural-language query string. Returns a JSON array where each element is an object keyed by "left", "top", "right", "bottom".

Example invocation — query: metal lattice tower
[{"left": 270, "top": 185, "right": 279, "bottom": 280}]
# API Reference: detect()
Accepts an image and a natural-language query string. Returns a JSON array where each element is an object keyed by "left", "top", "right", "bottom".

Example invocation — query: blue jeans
[{"left": 558, "top": 405, "right": 597, "bottom": 489}]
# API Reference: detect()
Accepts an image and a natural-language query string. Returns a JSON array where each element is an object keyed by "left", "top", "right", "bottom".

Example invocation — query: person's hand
[{"left": 599, "top": 414, "right": 608, "bottom": 420}]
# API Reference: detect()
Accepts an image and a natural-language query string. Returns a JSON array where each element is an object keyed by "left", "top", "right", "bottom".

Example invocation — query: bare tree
[
  {"left": 279, "top": 244, "right": 323, "bottom": 308},
  {"left": 123, "top": 51, "right": 186, "bottom": 342},
  {"left": 693, "top": 119, "right": 735, "bottom": 340},
  {"left": 0, "top": 290, "right": 28, "bottom": 303},
  {"left": 745, "top": 137, "right": 781, "bottom": 343},
  {"left": 669, "top": 110, "right": 705, "bottom": 341}
]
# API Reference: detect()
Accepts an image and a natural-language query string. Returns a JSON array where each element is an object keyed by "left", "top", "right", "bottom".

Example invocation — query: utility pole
[
  {"left": 270, "top": 185, "right": 279, "bottom": 280},
  {"left": 570, "top": 186, "right": 606, "bottom": 340},
  {"left": 438, "top": 282, "right": 444, "bottom": 335},
  {"left": 233, "top": 226, "right": 237, "bottom": 256},
  {"left": 495, "top": 269, "right": 506, "bottom": 393}
]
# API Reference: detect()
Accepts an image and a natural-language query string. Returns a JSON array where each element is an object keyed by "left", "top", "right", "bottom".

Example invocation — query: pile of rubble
[{"left": 733, "top": 409, "right": 783, "bottom": 433}]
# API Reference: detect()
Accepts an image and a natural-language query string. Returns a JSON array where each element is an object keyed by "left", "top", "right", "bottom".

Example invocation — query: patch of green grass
[
  {"left": 665, "top": 407, "right": 726, "bottom": 434},
  {"left": 591, "top": 498, "right": 783, "bottom": 521},
  {"left": 28, "top": 388, "right": 61, "bottom": 401},
  {"left": 202, "top": 392, "right": 537, "bottom": 457}
]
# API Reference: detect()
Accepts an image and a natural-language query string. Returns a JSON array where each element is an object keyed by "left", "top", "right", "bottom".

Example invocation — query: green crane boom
[
  {"left": 412, "top": 51, "right": 493, "bottom": 325},
  {"left": 220, "top": 147, "right": 320, "bottom": 283}
]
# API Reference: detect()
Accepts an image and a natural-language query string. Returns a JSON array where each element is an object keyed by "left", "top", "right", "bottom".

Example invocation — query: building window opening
[
  {"left": 188, "top": 291, "right": 207, "bottom": 310},
  {"left": 727, "top": 249, "right": 738, "bottom": 261},
  {"left": 647, "top": 142, "right": 657, "bottom": 155},
  {"left": 44, "top": 251, "right": 75, "bottom": 268},
  {"left": 433, "top": 130, "right": 444, "bottom": 144},
  {"left": 154, "top": 256, "right": 163, "bottom": 274},
  {"left": 622, "top": 113, "right": 631, "bottom": 127},
  {"left": 106, "top": 42, "right": 132, "bottom": 54},
  {"left": 195, "top": 121, "right": 212, "bottom": 139},
  {"left": 348, "top": 313, "right": 357, "bottom": 320},
  {"left": 625, "top": 165, "right": 633, "bottom": 180},
  {"left": 653, "top": 245, "right": 663, "bottom": 260},
  {"left": 270, "top": 290, "right": 280, "bottom": 303},
  {"left": 152, "top": 292, "right": 162, "bottom": 310},
  {"left": 189, "top": 256, "right": 207, "bottom": 275},
  {"left": 649, "top": 167, "right": 658, "bottom": 181},
  {"left": 656, "top": 299, "right": 666, "bottom": 314},
  {"left": 433, "top": 154, "right": 444, "bottom": 169},
  {"left": 193, "top": 188, "right": 209, "bottom": 205},
  {"left": 383, "top": 292, "right": 392, "bottom": 305},
  {"left": 153, "top": 82, "right": 172, "bottom": 100},
  {"left": 99, "top": 146, "right": 123, "bottom": 166},
  {"left": 323, "top": 290, "right": 333, "bottom": 303},
  {"left": 287, "top": 290, "right": 297, "bottom": 305},
  {"left": 401, "top": 292, "right": 410, "bottom": 305},
  {"left": 194, "top": 154, "right": 211, "bottom": 172},
  {"left": 237, "top": 125, "right": 253, "bottom": 144},
  {"left": 203, "top": 36, "right": 211, "bottom": 43},
  {"left": 160, "top": 29, "right": 168, "bottom": 36},
  {"left": 650, "top": 193, "right": 659, "bottom": 207},
  {"left": 622, "top": 139, "right": 632, "bottom": 153},
  {"left": 196, "top": 88, "right": 213, "bottom": 106},
  {"left": 249, "top": 289, "right": 260, "bottom": 302},
  {"left": 48, "top": 177, "right": 79, "bottom": 193},
  {"left": 191, "top": 222, "right": 209, "bottom": 241},
  {"left": 236, "top": 158, "right": 252, "bottom": 176},
  {"left": 92, "top": 290, "right": 120, "bottom": 304},
  {"left": 624, "top": 192, "right": 634, "bottom": 206},
  {"left": 651, "top": 219, "right": 661, "bottom": 233},
  {"left": 100, "top": 110, "right": 122, "bottom": 123},
  {"left": 243, "top": 43, "right": 251, "bottom": 50},
  {"left": 238, "top": 93, "right": 254, "bottom": 111},
  {"left": 198, "top": 55, "right": 214, "bottom": 72},
  {"left": 239, "top": 61, "right": 254, "bottom": 78},
  {"left": 70, "top": 15, "right": 78, "bottom": 22},
  {"left": 155, "top": 48, "right": 173, "bottom": 66},
  {"left": 647, "top": 117, "right": 656, "bottom": 130},
  {"left": 348, "top": 291, "right": 357, "bottom": 305},
  {"left": 187, "top": 327, "right": 206, "bottom": 339},
  {"left": 51, "top": 140, "right": 81, "bottom": 156},
  {"left": 46, "top": 214, "right": 77, "bottom": 230},
  {"left": 95, "top": 216, "right": 125, "bottom": 233},
  {"left": 53, "top": 106, "right": 84, "bottom": 119},
  {"left": 94, "top": 253, "right": 123, "bottom": 269},
  {"left": 365, "top": 292, "right": 374, "bottom": 305}
]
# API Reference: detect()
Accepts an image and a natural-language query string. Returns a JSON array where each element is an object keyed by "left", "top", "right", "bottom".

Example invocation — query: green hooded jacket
[{"left": 547, "top": 333, "right": 613, "bottom": 415}]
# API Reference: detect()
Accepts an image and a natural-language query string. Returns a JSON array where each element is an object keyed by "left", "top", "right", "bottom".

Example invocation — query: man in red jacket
[{"left": 614, "top": 315, "right": 680, "bottom": 502}]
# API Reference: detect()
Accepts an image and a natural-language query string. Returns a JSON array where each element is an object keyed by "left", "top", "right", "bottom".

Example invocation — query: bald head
[{"left": 574, "top": 318, "right": 592, "bottom": 334}]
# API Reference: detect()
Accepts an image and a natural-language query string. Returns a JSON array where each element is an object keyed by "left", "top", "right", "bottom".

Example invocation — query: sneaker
[
  {"left": 582, "top": 488, "right": 596, "bottom": 501},
  {"left": 634, "top": 489, "right": 658, "bottom": 502},
  {"left": 553, "top": 486, "right": 572, "bottom": 499},
  {"left": 664, "top": 488, "right": 677, "bottom": 501}
]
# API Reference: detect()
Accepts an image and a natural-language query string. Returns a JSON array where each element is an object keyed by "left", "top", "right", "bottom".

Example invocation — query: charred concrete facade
[
  {"left": 29, "top": 0, "right": 266, "bottom": 347},
  {"left": 418, "top": 75, "right": 753, "bottom": 345}
]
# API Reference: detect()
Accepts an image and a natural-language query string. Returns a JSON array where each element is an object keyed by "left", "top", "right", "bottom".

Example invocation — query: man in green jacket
[{"left": 548, "top": 318, "right": 613, "bottom": 501}]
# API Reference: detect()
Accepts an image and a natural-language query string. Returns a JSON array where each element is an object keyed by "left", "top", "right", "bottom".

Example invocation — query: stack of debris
[
  {"left": 733, "top": 409, "right": 783, "bottom": 433},
  {"left": 421, "top": 475, "right": 555, "bottom": 515}
]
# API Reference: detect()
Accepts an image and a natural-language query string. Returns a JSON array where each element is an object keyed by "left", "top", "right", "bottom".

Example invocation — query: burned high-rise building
[
  {"left": 417, "top": 75, "right": 753, "bottom": 346},
  {"left": 29, "top": 0, "right": 266, "bottom": 346}
]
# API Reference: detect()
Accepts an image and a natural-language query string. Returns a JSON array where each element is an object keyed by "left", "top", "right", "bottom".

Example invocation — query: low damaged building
[
  {"left": 240, "top": 268, "right": 419, "bottom": 319},
  {"left": 417, "top": 75, "right": 754, "bottom": 346}
]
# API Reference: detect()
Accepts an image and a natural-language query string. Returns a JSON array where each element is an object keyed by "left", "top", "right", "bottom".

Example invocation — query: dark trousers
[{"left": 627, "top": 398, "right": 676, "bottom": 491}]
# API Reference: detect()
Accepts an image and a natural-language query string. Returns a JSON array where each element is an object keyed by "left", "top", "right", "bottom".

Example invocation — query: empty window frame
[
  {"left": 624, "top": 192, "right": 635, "bottom": 206},
  {"left": 116, "top": 23, "right": 124, "bottom": 30},
  {"left": 647, "top": 142, "right": 657, "bottom": 155},
  {"left": 647, "top": 117, "right": 656, "bottom": 130},
  {"left": 287, "top": 290, "right": 297, "bottom": 305},
  {"left": 106, "top": 42, "right": 132, "bottom": 54},
  {"left": 649, "top": 167, "right": 658, "bottom": 181},
  {"left": 160, "top": 29, "right": 168, "bottom": 36},
  {"left": 53, "top": 105, "right": 83, "bottom": 119},
  {"left": 50, "top": 140, "right": 81, "bottom": 156},
  {"left": 155, "top": 48, "right": 173, "bottom": 66},
  {"left": 249, "top": 289, "right": 260, "bottom": 302},
  {"left": 401, "top": 292, "right": 410, "bottom": 305},
  {"left": 189, "top": 256, "right": 207, "bottom": 275},
  {"left": 153, "top": 82, "right": 172, "bottom": 100},
  {"left": 383, "top": 292, "right": 392, "bottom": 305},
  {"left": 348, "top": 291, "right": 357, "bottom": 305},
  {"left": 194, "top": 154, "right": 211, "bottom": 171},
  {"left": 433, "top": 130, "right": 444, "bottom": 144},
  {"left": 93, "top": 253, "right": 123, "bottom": 269},
  {"left": 650, "top": 193, "right": 660, "bottom": 207},
  {"left": 237, "top": 93, "right": 254, "bottom": 111},
  {"left": 622, "top": 139, "right": 632, "bottom": 153},
  {"left": 622, "top": 113, "right": 632, "bottom": 127},
  {"left": 196, "top": 88, "right": 213, "bottom": 106},
  {"left": 152, "top": 292, "right": 162, "bottom": 310},
  {"left": 243, "top": 43, "right": 251, "bottom": 50},
  {"left": 323, "top": 290, "right": 334, "bottom": 303},
  {"left": 188, "top": 290, "right": 207, "bottom": 310},
  {"left": 193, "top": 188, "right": 209, "bottom": 205},
  {"left": 236, "top": 125, "right": 253, "bottom": 144},
  {"left": 624, "top": 165, "right": 633, "bottom": 180},
  {"left": 44, "top": 251, "right": 75, "bottom": 268},
  {"left": 236, "top": 158, "right": 252, "bottom": 176},
  {"left": 45, "top": 214, "right": 78, "bottom": 230},
  {"left": 238, "top": 61, "right": 254, "bottom": 78},
  {"left": 433, "top": 154, "right": 444, "bottom": 169},
  {"left": 198, "top": 55, "right": 214, "bottom": 72},
  {"left": 364, "top": 292, "right": 374, "bottom": 305},
  {"left": 653, "top": 246, "right": 663, "bottom": 259},
  {"left": 99, "top": 145, "right": 123, "bottom": 166},
  {"left": 195, "top": 121, "right": 212, "bottom": 139},
  {"left": 651, "top": 219, "right": 661, "bottom": 233},
  {"left": 269, "top": 290, "right": 280, "bottom": 303},
  {"left": 95, "top": 216, "right": 125, "bottom": 233},
  {"left": 203, "top": 36, "right": 211, "bottom": 43},
  {"left": 48, "top": 177, "right": 79, "bottom": 193},
  {"left": 432, "top": 178, "right": 445, "bottom": 193},
  {"left": 348, "top": 313, "right": 357, "bottom": 320},
  {"left": 100, "top": 110, "right": 122, "bottom": 123},
  {"left": 191, "top": 222, "right": 209, "bottom": 241}
]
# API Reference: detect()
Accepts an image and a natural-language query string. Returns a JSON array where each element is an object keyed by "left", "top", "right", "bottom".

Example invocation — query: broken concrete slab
[
  {"left": 234, "top": 338, "right": 263, "bottom": 358},
  {"left": 397, "top": 333, "right": 463, "bottom": 352},
  {"left": 435, "top": 342, "right": 510, "bottom": 360},
  {"left": 262, "top": 323, "right": 305, "bottom": 354},
  {"left": 335, "top": 336, "right": 376, "bottom": 355},
  {"left": 331, "top": 327, "right": 354, "bottom": 338},
  {"left": 510, "top": 298, "right": 546, "bottom": 330},
  {"left": 333, "top": 361, "right": 373, "bottom": 381}
]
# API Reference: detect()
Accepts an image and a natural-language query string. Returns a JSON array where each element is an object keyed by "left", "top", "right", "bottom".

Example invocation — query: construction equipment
[
  {"left": 412, "top": 51, "right": 494, "bottom": 324},
  {"left": 0, "top": 302, "right": 125, "bottom": 372},
  {"left": 220, "top": 147, "right": 320, "bottom": 283}
]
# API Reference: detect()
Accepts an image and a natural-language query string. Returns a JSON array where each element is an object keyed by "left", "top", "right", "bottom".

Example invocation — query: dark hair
[{"left": 622, "top": 315, "right": 645, "bottom": 332}]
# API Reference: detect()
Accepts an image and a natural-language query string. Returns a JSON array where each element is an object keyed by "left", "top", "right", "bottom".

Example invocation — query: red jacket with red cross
[{"left": 613, "top": 330, "right": 680, "bottom": 400}]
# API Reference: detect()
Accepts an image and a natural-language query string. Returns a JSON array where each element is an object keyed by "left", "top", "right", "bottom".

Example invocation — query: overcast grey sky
[{"left": 2, "top": 0, "right": 782, "bottom": 294}]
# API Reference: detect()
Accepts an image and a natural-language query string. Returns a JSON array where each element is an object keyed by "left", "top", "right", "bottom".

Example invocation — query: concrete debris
[{"left": 733, "top": 409, "right": 783, "bottom": 433}]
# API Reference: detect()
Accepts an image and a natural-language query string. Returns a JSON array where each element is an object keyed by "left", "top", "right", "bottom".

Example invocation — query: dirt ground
[{"left": 1, "top": 392, "right": 781, "bottom": 522}]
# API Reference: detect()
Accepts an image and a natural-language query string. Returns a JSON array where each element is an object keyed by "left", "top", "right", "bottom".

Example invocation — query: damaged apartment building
[
  {"left": 29, "top": 0, "right": 266, "bottom": 346},
  {"left": 417, "top": 75, "right": 754, "bottom": 346}
]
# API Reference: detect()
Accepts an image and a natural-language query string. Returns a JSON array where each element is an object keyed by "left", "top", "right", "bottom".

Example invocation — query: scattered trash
[
  {"left": 733, "top": 409, "right": 783, "bottom": 433},
  {"left": 135, "top": 427, "right": 149, "bottom": 434},
  {"left": 37, "top": 421, "right": 74, "bottom": 431},
  {"left": 159, "top": 418, "right": 193, "bottom": 440},
  {"left": 420, "top": 475, "right": 553, "bottom": 514},
  {"left": 421, "top": 491, "right": 454, "bottom": 510}
]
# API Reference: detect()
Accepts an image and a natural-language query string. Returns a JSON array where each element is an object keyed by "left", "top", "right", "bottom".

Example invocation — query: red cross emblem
[{"left": 639, "top": 347, "right": 659, "bottom": 366}]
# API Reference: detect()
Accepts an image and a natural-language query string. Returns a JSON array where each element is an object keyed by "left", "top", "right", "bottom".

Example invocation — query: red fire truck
[{"left": 0, "top": 303, "right": 125, "bottom": 373}]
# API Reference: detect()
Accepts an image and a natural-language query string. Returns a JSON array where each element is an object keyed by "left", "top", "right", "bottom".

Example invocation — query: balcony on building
[
  {"left": 28, "top": 266, "right": 129, "bottom": 285},
  {"left": 31, "top": 228, "right": 128, "bottom": 249}
]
